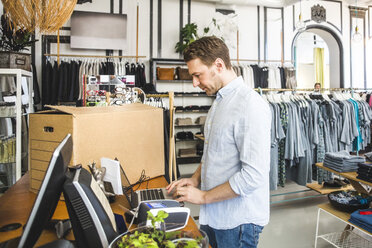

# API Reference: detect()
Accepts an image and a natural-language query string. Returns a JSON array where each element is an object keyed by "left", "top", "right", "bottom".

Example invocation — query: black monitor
[
  {"left": 63, "top": 167, "right": 118, "bottom": 247},
  {"left": 17, "top": 134, "right": 72, "bottom": 248}
]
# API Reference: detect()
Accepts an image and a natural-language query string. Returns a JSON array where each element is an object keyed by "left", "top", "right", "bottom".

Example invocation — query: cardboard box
[{"left": 29, "top": 104, "right": 165, "bottom": 192}]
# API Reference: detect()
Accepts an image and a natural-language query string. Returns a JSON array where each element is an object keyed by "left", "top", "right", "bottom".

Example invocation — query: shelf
[
  {"left": 318, "top": 230, "right": 372, "bottom": 248},
  {"left": 316, "top": 163, "right": 372, "bottom": 188},
  {"left": 177, "top": 156, "right": 202, "bottom": 164},
  {"left": 174, "top": 93, "right": 215, "bottom": 97},
  {"left": 175, "top": 109, "right": 209, "bottom": 113},
  {"left": 195, "top": 134, "right": 205, "bottom": 141},
  {"left": 175, "top": 139, "right": 202, "bottom": 142},
  {"left": 156, "top": 80, "right": 192, "bottom": 83},
  {"left": 307, "top": 182, "right": 354, "bottom": 194},
  {"left": 318, "top": 203, "right": 372, "bottom": 235},
  {"left": 175, "top": 124, "right": 202, "bottom": 128}
]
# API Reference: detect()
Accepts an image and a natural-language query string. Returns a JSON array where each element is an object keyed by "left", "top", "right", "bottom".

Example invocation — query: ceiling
[{"left": 195, "top": 0, "right": 372, "bottom": 8}]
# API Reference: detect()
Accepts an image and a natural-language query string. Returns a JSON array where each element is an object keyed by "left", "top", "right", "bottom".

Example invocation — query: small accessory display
[
  {"left": 176, "top": 131, "right": 194, "bottom": 140},
  {"left": 178, "top": 148, "right": 197, "bottom": 157},
  {"left": 195, "top": 116, "right": 207, "bottom": 125},
  {"left": 175, "top": 117, "right": 193, "bottom": 126}
]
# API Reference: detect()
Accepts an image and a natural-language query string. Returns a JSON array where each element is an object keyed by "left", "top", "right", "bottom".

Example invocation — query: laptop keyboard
[{"left": 140, "top": 189, "right": 165, "bottom": 201}]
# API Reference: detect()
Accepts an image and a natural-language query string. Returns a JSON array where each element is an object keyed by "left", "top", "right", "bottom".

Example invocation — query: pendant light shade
[
  {"left": 295, "top": 0, "right": 306, "bottom": 33},
  {"left": 1, "top": 0, "right": 77, "bottom": 34},
  {"left": 352, "top": 26, "right": 363, "bottom": 43}
]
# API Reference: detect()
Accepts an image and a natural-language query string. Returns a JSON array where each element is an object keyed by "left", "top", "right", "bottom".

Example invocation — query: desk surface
[
  {"left": 0, "top": 173, "right": 201, "bottom": 246},
  {"left": 315, "top": 163, "right": 372, "bottom": 187}
]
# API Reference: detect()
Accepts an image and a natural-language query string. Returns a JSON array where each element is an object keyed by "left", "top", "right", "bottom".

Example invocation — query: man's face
[
  {"left": 315, "top": 84, "right": 320, "bottom": 91},
  {"left": 186, "top": 58, "right": 222, "bottom": 96}
]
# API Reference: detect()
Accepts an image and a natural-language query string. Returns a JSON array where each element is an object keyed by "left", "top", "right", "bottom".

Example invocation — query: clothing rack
[
  {"left": 146, "top": 92, "right": 177, "bottom": 183},
  {"left": 231, "top": 58, "right": 294, "bottom": 66},
  {"left": 253, "top": 87, "right": 372, "bottom": 92},
  {"left": 44, "top": 54, "right": 146, "bottom": 59}
]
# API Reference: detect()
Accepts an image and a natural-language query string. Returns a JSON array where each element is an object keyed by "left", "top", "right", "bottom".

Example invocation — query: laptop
[{"left": 120, "top": 165, "right": 174, "bottom": 209}]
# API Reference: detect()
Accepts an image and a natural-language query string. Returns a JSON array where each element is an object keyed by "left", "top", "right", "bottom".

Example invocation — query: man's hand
[
  {"left": 174, "top": 185, "right": 206, "bottom": 205},
  {"left": 166, "top": 177, "right": 198, "bottom": 194}
]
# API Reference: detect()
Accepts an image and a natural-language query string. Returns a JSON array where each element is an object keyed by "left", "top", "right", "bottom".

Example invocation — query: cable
[{"left": 127, "top": 207, "right": 139, "bottom": 231}]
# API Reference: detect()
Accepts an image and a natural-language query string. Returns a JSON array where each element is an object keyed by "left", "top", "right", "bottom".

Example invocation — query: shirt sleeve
[{"left": 229, "top": 98, "right": 271, "bottom": 196}]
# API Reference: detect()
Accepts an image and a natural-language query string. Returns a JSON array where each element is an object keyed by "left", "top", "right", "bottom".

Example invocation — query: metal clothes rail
[{"left": 44, "top": 53, "right": 146, "bottom": 59}]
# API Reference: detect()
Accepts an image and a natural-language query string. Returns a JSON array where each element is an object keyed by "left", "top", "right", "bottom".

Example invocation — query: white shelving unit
[
  {"left": 315, "top": 203, "right": 372, "bottom": 248},
  {"left": 0, "top": 69, "right": 34, "bottom": 183}
]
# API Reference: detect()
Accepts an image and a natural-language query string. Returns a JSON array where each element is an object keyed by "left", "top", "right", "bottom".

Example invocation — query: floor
[{"left": 182, "top": 179, "right": 362, "bottom": 248}]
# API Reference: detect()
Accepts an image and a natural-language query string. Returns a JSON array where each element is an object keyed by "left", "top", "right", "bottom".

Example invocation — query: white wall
[{"left": 2, "top": 0, "right": 372, "bottom": 93}]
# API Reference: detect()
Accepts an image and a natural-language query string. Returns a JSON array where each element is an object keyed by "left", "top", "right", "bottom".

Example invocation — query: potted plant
[
  {"left": 0, "top": 14, "right": 37, "bottom": 71},
  {"left": 175, "top": 23, "right": 199, "bottom": 54},
  {"left": 110, "top": 210, "right": 208, "bottom": 248}
]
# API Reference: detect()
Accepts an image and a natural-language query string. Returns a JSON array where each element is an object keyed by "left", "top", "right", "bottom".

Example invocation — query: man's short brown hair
[{"left": 183, "top": 36, "right": 232, "bottom": 69}]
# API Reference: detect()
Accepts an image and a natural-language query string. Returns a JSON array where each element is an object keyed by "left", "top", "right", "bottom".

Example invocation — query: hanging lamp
[
  {"left": 295, "top": 0, "right": 306, "bottom": 33},
  {"left": 1, "top": 0, "right": 77, "bottom": 34},
  {"left": 352, "top": 0, "right": 363, "bottom": 43}
]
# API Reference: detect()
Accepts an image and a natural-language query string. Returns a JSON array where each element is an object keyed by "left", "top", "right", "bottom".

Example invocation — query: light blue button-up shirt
[{"left": 200, "top": 76, "right": 271, "bottom": 229}]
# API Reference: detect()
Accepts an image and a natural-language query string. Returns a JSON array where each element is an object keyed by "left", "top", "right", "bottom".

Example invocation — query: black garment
[
  {"left": 250, "top": 65, "right": 260, "bottom": 88},
  {"left": 42, "top": 61, "right": 53, "bottom": 106},
  {"left": 279, "top": 67, "right": 286, "bottom": 88},
  {"left": 260, "top": 67, "right": 269, "bottom": 88},
  {"left": 51, "top": 62, "right": 59, "bottom": 105},
  {"left": 77, "top": 0, "right": 92, "bottom": 3},
  {"left": 31, "top": 63, "right": 41, "bottom": 104},
  {"left": 125, "top": 62, "right": 130, "bottom": 75},
  {"left": 107, "top": 62, "right": 115, "bottom": 75}
]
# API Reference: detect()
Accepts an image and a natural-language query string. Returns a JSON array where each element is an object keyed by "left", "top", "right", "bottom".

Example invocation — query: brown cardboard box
[{"left": 29, "top": 104, "right": 165, "bottom": 192}]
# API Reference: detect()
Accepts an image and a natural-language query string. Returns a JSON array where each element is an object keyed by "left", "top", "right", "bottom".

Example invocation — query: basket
[
  {"left": 176, "top": 67, "right": 192, "bottom": 80},
  {"left": 157, "top": 67, "right": 174, "bottom": 80},
  {"left": 327, "top": 190, "right": 371, "bottom": 213}
]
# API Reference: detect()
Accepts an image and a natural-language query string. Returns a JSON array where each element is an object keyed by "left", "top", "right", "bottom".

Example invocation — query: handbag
[
  {"left": 176, "top": 67, "right": 192, "bottom": 80},
  {"left": 156, "top": 67, "right": 175, "bottom": 80}
]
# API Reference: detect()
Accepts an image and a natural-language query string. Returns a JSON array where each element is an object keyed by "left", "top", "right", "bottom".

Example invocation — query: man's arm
[{"left": 174, "top": 181, "right": 238, "bottom": 205}]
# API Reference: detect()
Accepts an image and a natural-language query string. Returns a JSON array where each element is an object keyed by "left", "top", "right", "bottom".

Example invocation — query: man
[
  {"left": 166, "top": 36, "right": 271, "bottom": 248},
  {"left": 313, "top": 82, "right": 321, "bottom": 94}
]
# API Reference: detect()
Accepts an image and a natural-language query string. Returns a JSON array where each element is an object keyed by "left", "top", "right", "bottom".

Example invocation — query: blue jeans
[{"left": 200, "top": 223, "right": 264, "bottom": 248}]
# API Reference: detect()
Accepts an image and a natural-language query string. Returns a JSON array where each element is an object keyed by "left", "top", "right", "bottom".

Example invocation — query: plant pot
[
  {"left": 0, "top": 51, "right": 31, "bottom": 71},
  {"left": 109, "top": 227, "right": 209, "bottom": 248}
]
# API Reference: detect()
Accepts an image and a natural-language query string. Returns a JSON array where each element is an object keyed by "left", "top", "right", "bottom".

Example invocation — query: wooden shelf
[
  {"left": 316, "top": 163, "right": 372, "bottom": 188},
  {"left": 176, "top": 156, "right": 202, "bottom": 164},
  {"left": 175, "top": 109, "right": 209, "bottom": 113},
  {"left": 307, "top": 182, "right": 354, "bottom": 194},
  {"left": 175, "top": 124, "right": 202, "bottom": 128},
  {"left": 318, "top": 203, "right": 372, "bottom": 236}
]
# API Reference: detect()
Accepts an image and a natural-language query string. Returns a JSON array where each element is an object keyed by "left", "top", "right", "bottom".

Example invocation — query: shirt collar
[{"left": 216, "top": 76, "right": 243, "bottom": 99}]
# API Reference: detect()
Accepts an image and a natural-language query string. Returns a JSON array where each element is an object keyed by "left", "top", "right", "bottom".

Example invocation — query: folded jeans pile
[
  {"left": 323, "top": 150, "right": 365, "bottom": 172},
  {"left": 349, "top": 208, "right": 372, "bottom": 233},
  {"left": 357, "top": 163, "right": 372, "bottom": 183}
]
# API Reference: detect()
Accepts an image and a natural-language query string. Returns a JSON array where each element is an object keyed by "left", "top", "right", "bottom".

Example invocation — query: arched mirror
[
  {"left": 292, "top": 26, "right": 344, "bottom": 89},
  {"left": 294, "top": 31, "right": 330, "bottom": 89}
]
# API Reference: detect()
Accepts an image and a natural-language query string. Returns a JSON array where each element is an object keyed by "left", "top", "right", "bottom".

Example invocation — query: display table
[
  {"left": 0, "top": 173, "right": 202, "bottom": 247},
  {"left": 314, "top": 163, "right": 372, "bottom": 248}
]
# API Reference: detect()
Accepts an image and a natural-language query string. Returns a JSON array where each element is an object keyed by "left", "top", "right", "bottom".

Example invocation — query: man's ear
[{"left": 214, "top": 58, "right": 225, "bottom": 72}]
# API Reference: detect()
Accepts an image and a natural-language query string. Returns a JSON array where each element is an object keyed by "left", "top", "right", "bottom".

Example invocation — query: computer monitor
[
  {"left": 63, "top": 167, "right": 118, "bottom": 248},
  {"left": 18, "top": 134, "right": 72, "bottom": 248}
]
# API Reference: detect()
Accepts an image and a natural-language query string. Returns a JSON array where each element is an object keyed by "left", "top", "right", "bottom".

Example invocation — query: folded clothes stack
[
  {"left": 349, "top": 208, "right": 372, "bottom": 233},
  {"left": 357, "top": 163, "right": 372, "bottom": 183},
  {"left": 323, "top": 150, "right": 365, "bottom": 172}
]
